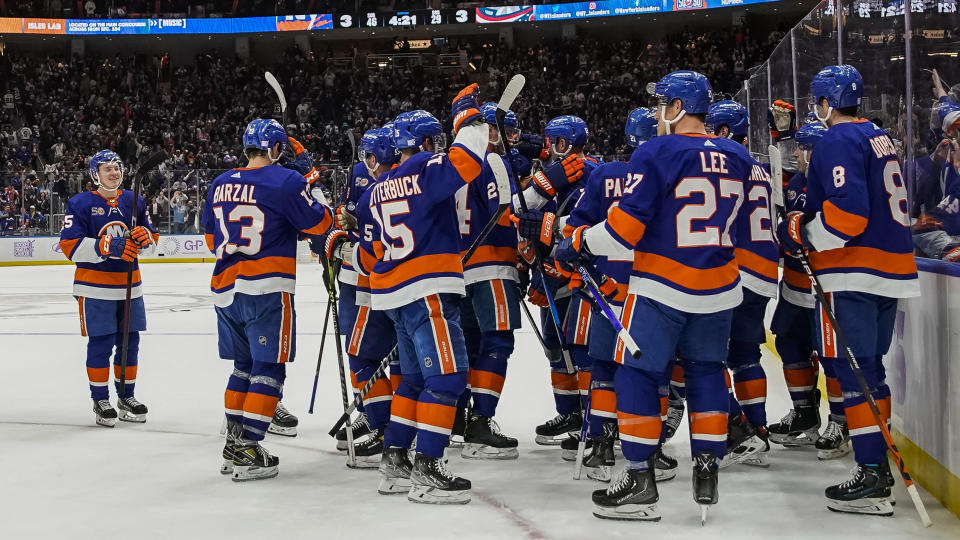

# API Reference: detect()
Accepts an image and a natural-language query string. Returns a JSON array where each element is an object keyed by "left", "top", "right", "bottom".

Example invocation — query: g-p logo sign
[{"left": 182, "top": 239, "right": 206, "bottom": 252}]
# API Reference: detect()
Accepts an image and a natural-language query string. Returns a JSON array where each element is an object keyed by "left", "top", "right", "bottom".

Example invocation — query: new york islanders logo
[{"left": 98, "top": 220, "right": 129, "bottom": 238}]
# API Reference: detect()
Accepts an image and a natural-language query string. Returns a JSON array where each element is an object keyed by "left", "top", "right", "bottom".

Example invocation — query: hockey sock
[
  {"left": 724, "top": 369, "right": 744, "bottom": 417},
  {"left": 684, "top": 359, "right": 728, "bottom": 459},
  {"left": 389, "top": 353, "right": 403, "bottom": 391},
  {"left": 415, "top": 372, "right": 468, "bottom": 458},
  {"left": 224, "top": 358, "right": 252, "bottom": 426},
  {"left": 775, "top": 335, "right": 817, "bottom": 407},
  {"left": 347, "top": 356, "right": 366, "bottom": 414},
  {"left": 86, "top": 333, "right": 114, "bottom": 401},
  {"left": 657, "top": 367, "right": 671, "bottom": 442},
  {"left": 614, "top": 365, "right": 661, "bottom": 464},
  {"left": 589, "top": 358, "right": 617, "bottom": 438},
  {"left": 571, "top": 345, "right": 592, "bottom": 410},
  {"left": 469, "top": 330, "right": 513, "bottom": 418},
  {"left": 112, "top": 331, "right": 139, "bottom": 399},
  {"left": 728, "top": 339, "right": 767, "bottom": 427},
  {"left": 240, "top": 362, "right": 285, "bottom": 442},
  {"left": 837, "top": 355, "right": 887, "bottom": 464},
  {"left": 351, "top": 355, "right": 394, "bottom": 430},
  {"left": 669, "top": 360, "right": 686, "bottom": 402},
  {"left": 820, "top": 356, "right": 846, "bottom": 419},
  {"left": 384, "top": 370, "right": 423, "bottom": 450},
  {"left": 548, "top": 349, "right": 580, "bottom": 415}
]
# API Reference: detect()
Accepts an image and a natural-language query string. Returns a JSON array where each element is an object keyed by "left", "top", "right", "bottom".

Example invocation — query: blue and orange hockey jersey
[
  {"left": 780, "top": 171, "right": 814, "bottom": 308},
  {"left": 59, "top": 189, "right": 158, "bottom": 300},
  {"left": 339, "top": 163, "right": 380, "bottom": 287},
  {"left": 458, "top": 155, "right": 518, "bottom": 285},
  {"left": 734, "top": 160, "right": 779, "bottom": 299},
  {"left": 564, "top": 160, "right": 633, "bottom": 305},
  {"left": 201, "top": 164, "right": 333, "bottom": 307},
  {"left": 803, "top": 120, "right": 919, "bottom": 297},
  {"left": 584, "top": 134, "right": 754, "bottom": 313},
  {"left": 354, "top": 126, "right": 486, "bottom": 310}
]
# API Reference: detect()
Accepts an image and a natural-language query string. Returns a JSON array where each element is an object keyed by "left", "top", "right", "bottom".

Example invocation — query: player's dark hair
[
  {"left": 244, "top": 148, "right": 269, "bottom": 160},
  {"left": 838, "top": 105, "right": 858, "bottom": 117},
  {"left": 731, "top": 134, "right": 747, "bottom": 145}
]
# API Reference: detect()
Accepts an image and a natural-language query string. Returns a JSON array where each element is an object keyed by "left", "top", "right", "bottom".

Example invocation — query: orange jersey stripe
[
  {"left": 809, "top": 247, "right": 917, "bottom": 276},
  {"left": 363, "top": 379, "right": 394, "bottom": 401},
  {"left": 391, "top": 394, "right": 417, "bottom": 423},
  {"left": 461, "top": 245, "right": 518, "bottom": 267},
  {"left": 822, "top": 200, "right": 868, "bottom": 238},
  {"left": 75, "top": 268, "right": 142, "bottom": 287},
  {"left": 224, "top": 389, "right": 246, "bottom": 410},
  {"left": 78, "top": 297, "right": 87, "bottom": 337},
  {"left": 211, "top": 256, "right": 296, "bottom": 290},
  {"left": 205, "top": 233, "right": 215, "bottom": 252},
  {"left": 348, "top": 305, "right": 370, "bottom": 356},
  {"left": 617, "top": 411, "right": 661, "bottom": 440},
  {"left": 783, "top": 267, "right": 811, "bottom": 290},
  {"left": 591, "top": 388, "right": 617, "bottom": 415},
  {"left": 300, "top": 212, "right": 334, "bottom": 236},
  {"left": 113, "top": 365, "right": 137, "bottom": 381},
  {"left": 59, "top": 238, "right": 80, "bottom": 259},
  {"left": 550, "top": 372, "right": 578, "bottom": 391},
  {"left": 243, "top": 392, "right": 279, "bottom": 418},
  {"left": 614, "top": 294, "right": 638, "bottom": 364},
  {"left": 574, "top": 299, "right": 591, "bottom": 345},
  {"left": 734, "top": 379, "right": 767, "bottom": 401},
  {"left": 372, "top": 253, "right": 463, "bottom": 291},
  {"left": 491, "top": 280, "right": 509, "bottom": 331},
  {"left": 845, "top": 401, "right": 879, "bottom": 431},
  {"left": 469, "top": 369, "right": 506, "bottom": 394},
  {"left": 608, "top": 206, "right": 647, "bottom": 246},
  {"left": 416, "top": 401, "right": 456, "bottom": 430},
  {"left": 735, "top": 247, "right": 778, "bottom": 281},
  {"left": 86, "top": 366, "right": 109, "bottom": 383},
  {"left": 633, "top": 252, "right": 739, "bottom": 290}
]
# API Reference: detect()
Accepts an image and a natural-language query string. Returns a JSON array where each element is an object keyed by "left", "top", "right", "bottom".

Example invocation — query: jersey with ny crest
[
  {"left": 734, "top": 158, "right": 779, "bottom": 298},
  {"left": 804, "top": 120, "right": 918, "bottom": 297},
  {"left": 457, "top": 155, "right": 518, "bottom": 285},
  {"left": 588, "top": 134, "right": 753, "bottom": 313},
  {"left": 565, "top": 160, "right": 633, "bottom": 305},
  {"left": 339, "top": 163, "right": 380, "bottom": 287},
  {"left": 201, "top": 164, "right": 332, "bottom": 308},
  {"left": 59, "top": 189, "right": 157, "bottom": 300},
  {"left": 355, "top": 145, "right": 484, "bottom": 310}
]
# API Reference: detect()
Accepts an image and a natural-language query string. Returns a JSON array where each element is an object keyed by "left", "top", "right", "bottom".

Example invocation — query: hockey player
[
  {"left": 705, "top": 100, "right": 779, "bottom": 468},
  {"left": 60, "top": 150, "right": 158, "bottom": 427},
  {"left": 323, "top": 127, "right": 401, "bottom": 466},
  {"left": 776, "top": 65, "right": 919, "bottom": 515},
  {"left": 454, "top": 102, "right": 522, "bottom": 460},
  {"left": 202, "top": 119, "right": 333, "bottom": 482},
  {"left": 555, "top": 71, "right": 754, "bottom": 522},
  {"left": 353, "top": 86, "right": 489, "bottom": 504},
  {"left": 767, "top": 122, "right": 849, "bottom": 458}
]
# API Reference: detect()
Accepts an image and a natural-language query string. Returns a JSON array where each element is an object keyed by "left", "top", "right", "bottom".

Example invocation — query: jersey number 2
[{"left": 675, "top": 177, "right": 743, "bottom": 247}]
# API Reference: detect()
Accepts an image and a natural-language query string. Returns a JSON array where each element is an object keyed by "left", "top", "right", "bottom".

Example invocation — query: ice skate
[
  {"left": 767, "top": 404, "right": 820, "bottom": 447},
  {"left": 719, "top": 413, "right": 768, "bottom": 469},
  {"left": 535, "top": 411, "right": 582, "bottom": 445},
  {"left": 448, "top": 405, "right": 468, "bottom": 449},
  {"left": 378, "top": 446, "right": 413, "bottom": 495},
  {"left": 592, "top": 467, "right": 660, "bottom": 521},
  {"left": 348, "top": 427, "right": 384, "bottom": 469},
  {"left": 336, "top": 412, "right": 371, "bottom": 451},
  {"left": 461, "top": 414, "right": 518, "bottom": 460},
  {"left": 654, "top": 447, "right": 678, "bottom": 482},
  {"left": 816, "top": 418, "right": 851, "bottom": 460},
  {"left": 220, "top": 420, "right": 241, "bottom": 475},
  {"left": 692, "top": 452, "right": 719, "bottom": 526},
  {"left": 93, "top": 399, "right": 117, "bottom": 427},
  {"left": 581, "top": 422, "right": 616, "bottom": 482},
  {"left": 408, "top": 453, "right": 471, "bottom": 504},
  {"left": 664, "top": 399, "right": 685, "bottom": 440},
  {"left": 561, "top": 432, "right": 593, "bottom": 462},
  {"left": 267, "top": 401, "right": 298, "bottom": 437},
  {"left": 231, "top": 440, "right": 279, "bottom": 482},
  {"left": 825, "top": 462, "right": 894, "bottom": 516}
]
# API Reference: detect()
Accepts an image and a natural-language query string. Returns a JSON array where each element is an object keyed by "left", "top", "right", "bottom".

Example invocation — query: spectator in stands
[
  {"left": 172, "top": 196, "right": 187, "bottom": 234},
  {"left": 0, "top": 204, "right": 14, "bottom": 235}
]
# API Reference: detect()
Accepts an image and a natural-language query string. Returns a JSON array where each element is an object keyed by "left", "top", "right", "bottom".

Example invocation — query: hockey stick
[
  {"left": 328, "top": 346, "right": 398, "bottom": 437},
  {"left": 265, "top": 71, "right": 287, "bottom": 126},
  {"left": 307, "top": 299, "right": 332, "bottom": 414},
  {"left": 320, "top": 254, "right": 356, "bottom": 466},
  {"left": 118, "top": 150, "right": 167, "bottom": 399},
  {"left": 575, "top": 262, "right": 641, "bottom": 360},
  {"left": 769, "top": 145, "right": 932, "bottom": 527},
  {"left": 462, "top": 154, "right": 512, "bottom": 264},
  {"left": 519, "top": 298, "right": 548, "bottom": 350}
]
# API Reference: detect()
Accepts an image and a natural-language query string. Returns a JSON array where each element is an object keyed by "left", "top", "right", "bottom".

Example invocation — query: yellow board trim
[
  {"left": 892, "top": 429, "right": 960, "bottom": 518},
  {"left": 765, "top": 331, "right": 960, "bottom": 518},
  {"left": 0, "top": 258, "right": 216, "bottom": 267}
]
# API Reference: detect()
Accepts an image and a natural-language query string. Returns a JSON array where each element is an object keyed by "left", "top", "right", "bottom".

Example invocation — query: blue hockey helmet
[
  {"left": 545, "top": 115, "right": 589, "bottom": 149},
  {"left": 88, "top": 149, "right": 123, "bottom": 184},
  {"left": 624, "top": 107, "right": 657, "bottom": 147},
  {"left": 651, "top": 71, "right": 713, "bottom": 115},
  {"left": 795, "top": 123, "right": 828, "bottom": 150},
  {"left": 810, "top": 65, "right": 863, "bottom": 125},
  {"left": 480, "top": 102, "right": 518, "bottom": 128},
  {"left": 360, "top": 127, "right": 399, "bottom": 167},
  {"left": 393, "top": 110, "right": 445, "bottom": 151},
  {"left": 706, "top": 100, "right": 749, "bottom": 138},
  {"left": 936, "top": 100, "right": 960, "bottom": 136},
  {"left": 243, "top": 118, "right": 288, "bottom": 160}
]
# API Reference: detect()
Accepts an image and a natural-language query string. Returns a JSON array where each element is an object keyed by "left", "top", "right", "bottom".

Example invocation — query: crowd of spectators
[{"left": 0, "top": 25, "right": 776, "bottom": 235}]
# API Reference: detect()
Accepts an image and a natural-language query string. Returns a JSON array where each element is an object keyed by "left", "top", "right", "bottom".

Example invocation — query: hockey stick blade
[
  {"left": 265, "top": 71, "right": 287, "bottom": 114},
  {"left": 136, "top": 150, "right": 167, "bottom": 178},
  {"left": 768, "top": 144, "right": 784, "bottom": 210},
  {"left": 497, "top": 75, "right": 526, "bottom": 115}
]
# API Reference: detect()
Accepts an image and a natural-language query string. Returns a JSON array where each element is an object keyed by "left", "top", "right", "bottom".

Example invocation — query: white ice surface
[{"left": 1, "top": 263, "right": 958, "bottom": 539}]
